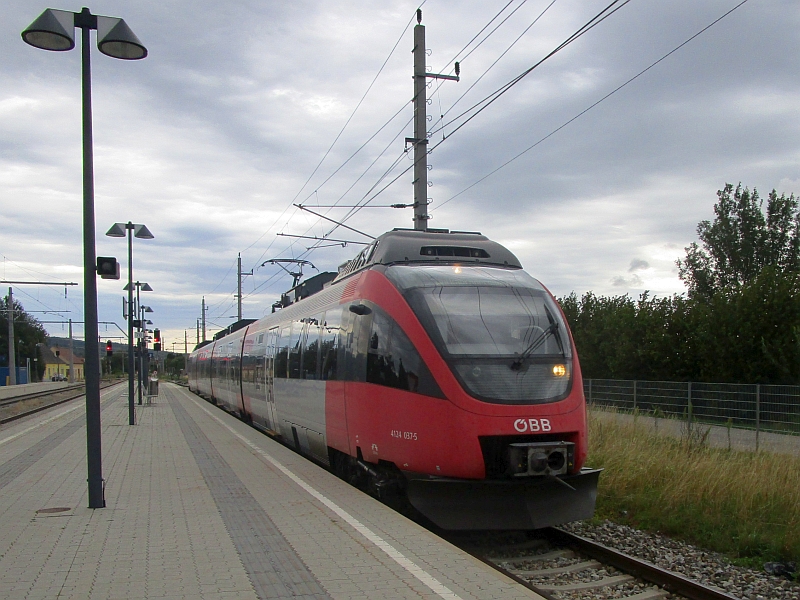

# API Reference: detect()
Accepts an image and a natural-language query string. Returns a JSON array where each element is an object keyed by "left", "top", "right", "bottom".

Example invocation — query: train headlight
[{"left": 552, "top": 364, "right": 567, "bottom": 377}]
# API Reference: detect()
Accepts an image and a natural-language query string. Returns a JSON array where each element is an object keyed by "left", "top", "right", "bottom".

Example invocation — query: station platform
[{"left": 0, "top": 382, "right": 542, "bottom": 599}]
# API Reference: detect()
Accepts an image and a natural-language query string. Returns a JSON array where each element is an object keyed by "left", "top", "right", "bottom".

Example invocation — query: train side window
[
  {"left": 321, "top": 309, "right": 341, "bottom": 380},
  {"left": 275, "top": 324, "right": 290, "bottom": 378},
  {"left": 288, "top": 320, "right": 303, "bottom": 379},
  {"left": 366, "top": 310, "right": 393, "bottom": 387},
  {"left": 366, "top": 307, "right": 444, "bottom": 398},
  {"left": 302, "top": 316, "right": 321, "bottom": 379},
  {"left": 342, "top": 303, "right": 370, "bottom": 383}
]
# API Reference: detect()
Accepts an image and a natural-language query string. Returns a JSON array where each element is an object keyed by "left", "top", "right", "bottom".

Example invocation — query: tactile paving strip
[{"left": 169, "top": 390, "right": 332, "bottom": 600}]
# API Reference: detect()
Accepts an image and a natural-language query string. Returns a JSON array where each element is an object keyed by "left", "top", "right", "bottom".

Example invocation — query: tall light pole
[
  {"left": 6, "top": 288, "right": 16, "bottom": 386},
  {"left": 125, "top": 281, "right": 152, "bottom": 404},
  {"left": 107, "top": 222, "right": 153, "bottom": 425},
  {"left": 139, "top": 306, "right": 153, "bottom": 402},
  {"left": 22, "top": 7, "right": 147, "bottom": 509}
]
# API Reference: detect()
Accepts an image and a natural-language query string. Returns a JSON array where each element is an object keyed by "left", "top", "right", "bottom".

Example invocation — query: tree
[
  {"left": 0, "top": 296, "right": 48, "bottom": 380},
  {"left": 677, "top": 183, "right": 800, "bottom": 300}
]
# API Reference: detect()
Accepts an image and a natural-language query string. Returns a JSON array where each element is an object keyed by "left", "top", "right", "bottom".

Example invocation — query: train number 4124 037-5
[{"left": 390, "top": 430, "right": 417, "bottom": 440}]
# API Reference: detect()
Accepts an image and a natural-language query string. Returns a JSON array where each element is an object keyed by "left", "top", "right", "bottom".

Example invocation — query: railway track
[
  {"left": 444, "top": 528, "right": 741, "bottom": 600},
  {"left": 0, "top": 381, "right": 121, "bottom": 424}
]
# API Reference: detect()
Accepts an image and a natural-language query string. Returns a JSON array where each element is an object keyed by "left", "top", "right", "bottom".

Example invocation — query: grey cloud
[{"left": 1, "top": 0, "right": 798, "bottom": 340}]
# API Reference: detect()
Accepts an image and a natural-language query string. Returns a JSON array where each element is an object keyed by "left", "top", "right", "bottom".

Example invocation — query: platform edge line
[{"left": 183, "top": 390, "right": 464, "bottom": 600}]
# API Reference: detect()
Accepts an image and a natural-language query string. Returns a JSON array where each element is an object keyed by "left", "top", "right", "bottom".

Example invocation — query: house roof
[
  {"left": 37, "top": 344, "right": 84, "bottom": 366},
  {"left": 52, "top": 346, "right": 84, "bottom": 365}
]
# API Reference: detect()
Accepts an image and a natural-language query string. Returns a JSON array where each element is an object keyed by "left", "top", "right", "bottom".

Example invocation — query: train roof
[{"left": 335, "top": 228, "right": 522, "bottom": 281}]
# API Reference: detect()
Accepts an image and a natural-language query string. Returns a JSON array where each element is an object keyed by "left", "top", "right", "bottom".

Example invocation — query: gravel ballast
[{"left": 560, "top": 520, "right": 799, "bottom": 600}]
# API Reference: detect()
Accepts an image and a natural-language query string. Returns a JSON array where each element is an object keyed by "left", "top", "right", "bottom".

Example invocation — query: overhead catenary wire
[
  {"left": 437, "top": 0, "right": 559, "bottom": 124},
  {"left": 242, "top": 2, "right": 541, "bottom": 286},
  {"left": 327, "top": 0, "right": 632, "bottom": 236},
  {"left": 429, "top": 0, "right": 633, "bottom": 140},
  {"left": 435, "top": 0, "right": 753, "bottom": 212},
  {"left": 240, "top": 5, "right": 427, "bottom": 272},
  {"left": 236, "top": 0, "right": 664, "bottom": 307},
  {"left": 286, "top": 3, "right": 426, "bottom": 208}
]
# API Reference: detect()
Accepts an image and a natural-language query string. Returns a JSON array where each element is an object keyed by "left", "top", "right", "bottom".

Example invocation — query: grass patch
[{"left": 585, "top": 410, "right": 800, "bottom": 567}]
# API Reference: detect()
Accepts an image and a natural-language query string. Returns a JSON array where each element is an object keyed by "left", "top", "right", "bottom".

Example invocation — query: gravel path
[{"left": 560, "top": 520, "right": 799, "bottom": 600}]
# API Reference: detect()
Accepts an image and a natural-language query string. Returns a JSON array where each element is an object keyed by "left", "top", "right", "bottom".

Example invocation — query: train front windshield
[{"left": 385, "top": 265, "right": 573, "bottom": 405}]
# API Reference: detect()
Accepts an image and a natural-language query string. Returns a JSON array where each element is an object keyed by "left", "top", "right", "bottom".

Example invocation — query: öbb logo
[{"left": 513, "top": 418, "right": 552, "bottom": 433}]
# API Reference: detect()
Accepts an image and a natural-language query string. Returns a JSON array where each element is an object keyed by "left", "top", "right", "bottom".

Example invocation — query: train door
[{"left": 264, "top": 327, "right": 279, "bottom": 432}]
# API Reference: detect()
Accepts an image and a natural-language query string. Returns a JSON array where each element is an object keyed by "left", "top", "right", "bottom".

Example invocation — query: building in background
[{"left": 39, "top": 345, "right": 84, "bottom": 381}]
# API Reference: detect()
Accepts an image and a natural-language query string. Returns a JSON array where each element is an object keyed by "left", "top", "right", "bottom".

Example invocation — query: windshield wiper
[{"left": 510, "top": 321, "right": 560, "bottom": 370}]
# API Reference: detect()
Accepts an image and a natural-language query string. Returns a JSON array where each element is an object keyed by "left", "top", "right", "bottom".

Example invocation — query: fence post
[
  {"left": 755, "top": 384, "right": 760, "bottom": 452},
  {"left": 588, "top": 379, "right": 592, "bottom": 404},
  {"left": 687, "top": 381, "right": 693, "bottom": 428},
  {"left": 633, "top": 379, "right": 637, "bottom": 411}
]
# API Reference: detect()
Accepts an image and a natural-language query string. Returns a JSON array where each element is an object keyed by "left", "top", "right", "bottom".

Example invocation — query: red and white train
[{"left": 188, "top": 229, "right": 599, "bottom": 529}]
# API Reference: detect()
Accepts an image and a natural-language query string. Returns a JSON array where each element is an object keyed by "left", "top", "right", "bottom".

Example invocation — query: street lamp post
[
  {"left": 107, "top": 223, "right": 153, "bottom": 425},
  {"left": 137, "top": 304, "right": 153, "bottom": 405},
  {"left": 22, "top": 6, "right": 147, "bottom": 509},
  {"left": 125, "top": 282, "right": 152, "bottom": 404}
]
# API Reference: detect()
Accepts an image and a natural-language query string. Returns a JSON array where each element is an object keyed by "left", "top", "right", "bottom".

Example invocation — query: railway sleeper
[
  {"left": 510, "top": 559, "right": 602, "bottom": 576},
  {"left": 535, "top": 573, "right": 634, "bottom": 591}
]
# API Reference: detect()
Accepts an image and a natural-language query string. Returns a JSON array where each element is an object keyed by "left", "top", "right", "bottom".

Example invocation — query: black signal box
[{"left": 97, "top": 257, "right": 120, "bottom": 280}]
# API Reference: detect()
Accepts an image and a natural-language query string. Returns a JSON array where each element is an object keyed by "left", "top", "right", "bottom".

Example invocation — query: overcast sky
[{"left": 2, "top": 0, "right": 798, "bottom": 349}]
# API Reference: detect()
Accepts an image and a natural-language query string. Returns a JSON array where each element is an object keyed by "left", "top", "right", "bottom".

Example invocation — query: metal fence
[{"left": 584, "top": 379, "right": 800, "bottom": 440}]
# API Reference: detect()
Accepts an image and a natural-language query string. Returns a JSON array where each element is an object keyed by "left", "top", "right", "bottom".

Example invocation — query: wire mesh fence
[{"left": 585, "top": 379, "right": 800, "bottom": 445}]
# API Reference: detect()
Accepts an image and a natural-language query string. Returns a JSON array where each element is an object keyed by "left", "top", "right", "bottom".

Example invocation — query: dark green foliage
[
  {"left": 560, "top": 291, "right": 695, "bottom": 381},
  {"left": 562, "top": 183, "right": 800, "bottom": 384},
  {"left": 561, "top": 269, "right": 800, "bottom": 384},
  {"left": 164, "top": 353, "right": 186, "bottom": 376},
  {"left": 0, "top": 296, "right": 48, "bottom": 380},
  {"left": 677, "top": 183, "right": 800, "bottom": 300}
]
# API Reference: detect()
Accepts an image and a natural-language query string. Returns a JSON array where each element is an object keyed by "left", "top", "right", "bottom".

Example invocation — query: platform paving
[{"left": 0, "top": 382, "right": 543, "bottom": 600}]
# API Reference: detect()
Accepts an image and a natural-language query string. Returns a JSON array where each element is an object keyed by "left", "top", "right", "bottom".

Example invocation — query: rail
[
  {"left": 0, "top": 380, "right": 121, "bottom": 424},
  {"left": 448, "top": 528, "right": 740, "bottom": 600}
]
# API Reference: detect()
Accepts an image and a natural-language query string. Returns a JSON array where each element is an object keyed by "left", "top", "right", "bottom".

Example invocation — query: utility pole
[
  {"left": 201, "top": 297, "right": 207, "bottom": 342},
  {"left": 196, "top": 319, "right": 200, "bottom": 346},
  {"left": 7, "top": 288, "right": 16, "bottom": 385},
  {"left": 184, "top": 329, "right": 188, "bottom": 374},
  {"left": 409, "top": 9, "right": 459, "bottom": 231},
  {"left": 68, "top": 319, "right": 75, "bottom": 383},
  {"left": 236, "top": 253, "right": 253, "bottom": 322}
]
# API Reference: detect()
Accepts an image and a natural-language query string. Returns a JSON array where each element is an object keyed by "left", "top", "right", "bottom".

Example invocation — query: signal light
[
  {"left": 96, "top": 256, "right": 120, "bottom": 280},
  {"left": 154, "top": 343, "right": 161, "bottom": 352},
  {"left": 106, "top": 340, "right": 113, "bottom": 357},
  {"left": 153, "top": 328, "right": 160, "bottom": 343}
]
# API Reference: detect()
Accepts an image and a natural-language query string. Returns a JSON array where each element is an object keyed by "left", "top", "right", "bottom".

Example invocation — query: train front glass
[{"left": 385, "top": 265, "right": 573, "bottom": 405}]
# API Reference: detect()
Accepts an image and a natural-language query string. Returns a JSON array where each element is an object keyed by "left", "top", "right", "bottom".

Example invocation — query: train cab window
[
  {"left": 320, "top": 309, "right": 341, "bottom": 380},
  {"left": 387, "top": 265, "right": 573, "bottom": 405},
  {"left": 276, "top": 324, "right": 291, "bottom": 378},
  {"left": 302, "top": 316, "right": 321, "bottom": 379},
  {"left": 288, "top": 320, "right": 303, "bottom": 379},
  {"left": 366, "top": 306, "right": 443, "bottom": 398}
]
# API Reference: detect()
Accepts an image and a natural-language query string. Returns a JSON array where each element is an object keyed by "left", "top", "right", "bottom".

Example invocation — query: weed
[{"left": 586, "top": 410, "right": 800, "bottom": 564}]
